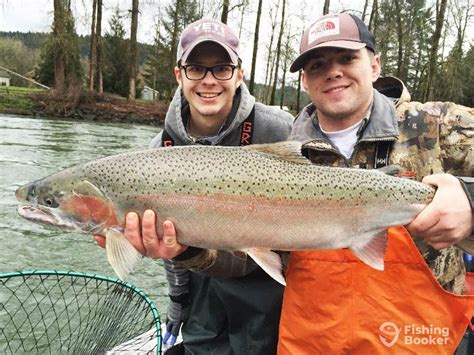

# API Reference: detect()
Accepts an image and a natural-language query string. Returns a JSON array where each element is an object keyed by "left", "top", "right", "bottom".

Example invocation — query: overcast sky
[
  {"left": 0, "top": 0, "right": 370, "bottom": 83},
  {"left": 1, "top": 0, "right": 472, "bottom": 84}
]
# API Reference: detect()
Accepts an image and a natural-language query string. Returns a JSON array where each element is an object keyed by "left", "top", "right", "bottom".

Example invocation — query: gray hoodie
[
  {"left": 150, "top": 82, "right": 292, "bottom": 323},
  {"left": 150, "top": 82, "right": 292, "bottom": 148}
]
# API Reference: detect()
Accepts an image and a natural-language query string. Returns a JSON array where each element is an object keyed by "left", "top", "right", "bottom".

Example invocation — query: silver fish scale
[
  {"left": 76, "top": 145, "right": 435, "bottom": 210},
  {"left": 16, "top": 143, "right": 438, "bottom": 254}
]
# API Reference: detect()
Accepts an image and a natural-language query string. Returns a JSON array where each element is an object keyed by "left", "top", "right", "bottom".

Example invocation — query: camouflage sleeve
[
  {"left": 394, "top": 101, "right": 474, "bottom": 178},
  {"left": 438, "top": 102, "right": 474, "bottom": 176}
]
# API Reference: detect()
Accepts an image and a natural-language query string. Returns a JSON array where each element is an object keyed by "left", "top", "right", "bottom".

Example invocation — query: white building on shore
[{"left": 0, "top": 70, "right": 11, "bottom": 87}]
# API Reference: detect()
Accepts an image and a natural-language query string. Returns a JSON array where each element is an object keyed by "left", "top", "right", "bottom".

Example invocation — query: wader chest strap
[{"left": 374, "top": 140, "right": 392, "bottom": 168}]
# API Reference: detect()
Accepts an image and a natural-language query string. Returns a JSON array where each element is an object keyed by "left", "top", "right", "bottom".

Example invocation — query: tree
[
  {"left": 279, "top": 27, "right": 294, "bottom": 108},
  {"left": 51, "top": 0, "right": 83, "bottom": 92},
  {"left": 270, "top": 0, "right": 286, "bottom": 105},
  {"left": 88, "top": 0, "right": 103, "bottom": 93},
  {"left": 237, "top": 0, "right": 250, "bottom": 37},
  {"left": 249, "top": 0, "right": 263, "bottom": 94},
  {"left": 375, "top": 0, "right": 432, "bottom": 98},
  {"left": 221, "top": 0, "right": 230, "bottom": 23},
  {"left": 35, "top": 39, "right": 55, "bottom": 87},
  {"left": 128, "top": 0, "right": 139, "bottom": 100},
  {"left": 0, "top": 38, "right": 40, "bottom": 86},
  {"left": 88, "top": 0, "right": 98, "bottom": 90},
  {"left": 96, "top": 0, "right": 103, "bottom": 93},
  {"left": 103, "top": 8, "right": 129, "bottom": 97},
  {"left": 393, "top": 0, "right": 403, "bottom": 79},
  {"left": 422, "top": 0, "right": 448, "bottom": 101},
  {"left": 323, "top": 0, "right": 330, "bottom": 14},
  {"left": 262, "top": 0, "right": 280, "bottom": 103},
  {"left": 433, "top": 0, "right": 473, "bottom": 102},
  {"left": 368, "top": 0, "right": 378, "bottom": 34},
  {"left": 362, "top": 0, "right": 371, "bottom": 22},
  {"left": 460, "top": 44, "right": 474, "bottom": 106},
  {"left": 142, "top": 0, "right": 199, "bottom": 101}
]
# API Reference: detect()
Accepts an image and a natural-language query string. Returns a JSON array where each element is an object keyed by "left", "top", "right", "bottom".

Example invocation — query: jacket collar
[{"left": 295, "top": 89, "right": 399, "bottom": 144}]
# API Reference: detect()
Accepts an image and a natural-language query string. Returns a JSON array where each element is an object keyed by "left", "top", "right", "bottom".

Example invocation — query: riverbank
[{"left": 0, "top": 86, "right": 167, "bottom": 125}]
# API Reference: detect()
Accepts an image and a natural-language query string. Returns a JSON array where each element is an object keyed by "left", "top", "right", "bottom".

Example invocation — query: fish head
[{"left": 16, "top": 169, "right": 117, "bottom": 234}]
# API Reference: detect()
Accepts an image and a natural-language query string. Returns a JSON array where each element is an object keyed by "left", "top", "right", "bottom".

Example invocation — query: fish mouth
[
  {"left": 17, "top": 204, "right": 108, "bottom": 234},
  {"left": 17, "top": 204, "right": 77, "bottom": 231}
]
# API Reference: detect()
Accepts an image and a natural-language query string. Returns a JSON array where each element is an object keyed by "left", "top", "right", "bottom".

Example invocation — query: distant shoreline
[{"left": 0, "top": 86, "right": 167, "bottom": 126}]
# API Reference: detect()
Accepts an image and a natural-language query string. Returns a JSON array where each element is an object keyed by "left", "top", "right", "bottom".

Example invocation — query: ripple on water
[{"left": 0, "top": 114, "right": 167, "bottom": 318}]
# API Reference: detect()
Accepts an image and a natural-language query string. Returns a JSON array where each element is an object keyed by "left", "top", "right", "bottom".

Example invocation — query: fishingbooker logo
[
  {"left": 379, "top": 322, "right": 400, "bottom": 347},
  {"left": 379, "top": 322, "right": 449, "bottom": 347}
]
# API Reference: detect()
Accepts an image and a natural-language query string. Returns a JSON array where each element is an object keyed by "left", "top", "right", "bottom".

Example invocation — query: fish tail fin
[
  {"left": 105, "top": 229, "right": 142, "bottom": 280},
  {"left": 246, "top": 249, "right": 286, "bottom": 286},
  {"left": 350, "top": 230, "right": 388, "bottom": 271}
]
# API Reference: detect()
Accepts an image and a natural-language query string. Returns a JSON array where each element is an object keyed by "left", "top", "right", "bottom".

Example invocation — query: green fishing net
[{"left": 0, "top": 270, "right": 161, "bottom": 354}]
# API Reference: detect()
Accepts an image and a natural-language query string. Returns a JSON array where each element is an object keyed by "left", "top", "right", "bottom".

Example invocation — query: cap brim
[
  {"left": 289, "top": 41, "right": 366, "bottom": 72},
  {"left": 180, "top": 39, "right": 239, "bottom": 65}
]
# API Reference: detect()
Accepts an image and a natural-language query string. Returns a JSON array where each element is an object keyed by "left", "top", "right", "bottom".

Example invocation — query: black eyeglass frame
[{"left": 179, "top": 64, "right": 238, "bottom": 81}]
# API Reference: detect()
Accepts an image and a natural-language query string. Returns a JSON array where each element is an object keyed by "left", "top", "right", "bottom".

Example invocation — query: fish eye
[{"left": 41, "top": 195, "right": 59, "bottom": 208}]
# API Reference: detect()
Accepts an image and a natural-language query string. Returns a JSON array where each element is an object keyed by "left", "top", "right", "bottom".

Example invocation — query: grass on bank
[{"left": 0, "top": 86, "right": 44, "bottom": 113}]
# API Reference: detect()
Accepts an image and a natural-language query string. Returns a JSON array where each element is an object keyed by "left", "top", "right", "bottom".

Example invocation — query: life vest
[{"left": 278, "top": 226, "right": 474, "bottom": 354}]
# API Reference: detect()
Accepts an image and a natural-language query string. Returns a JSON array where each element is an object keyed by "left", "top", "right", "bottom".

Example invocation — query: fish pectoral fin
[
  {"left": 350, "top": 230, "right": 388, "bottom": 271},
  {"left": 246, "top": 248, "right": 286, "bottom": 286},
  {"left": 456, "top": 236, "right": 474, "bottom": 255},
  {"left": 244, "top": 141, "right": 311, "bottom": 165},
  {"left": 105, "top": 229, "right": 142, "bottom": 280}
]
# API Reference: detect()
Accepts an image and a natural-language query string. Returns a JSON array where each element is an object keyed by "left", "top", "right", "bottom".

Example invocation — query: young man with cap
[
  {"left": 118, "top": 18, "right": 292, "bottom": 355},
  {"left": 276, "top": 12, "right": 474, "bottom": 353}
]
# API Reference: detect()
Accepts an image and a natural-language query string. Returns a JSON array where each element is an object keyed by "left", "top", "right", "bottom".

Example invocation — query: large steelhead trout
[{"left": 15, "top": 141, "right": 471, "bottom": 284}]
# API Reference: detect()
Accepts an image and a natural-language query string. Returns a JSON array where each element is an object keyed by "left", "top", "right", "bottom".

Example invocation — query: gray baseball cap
[
  {"left": 290, "top": 13, "right": 376, "bottom": 72},
  {"left": 177, "top": 18, "right": 241, "bottom": 64}
]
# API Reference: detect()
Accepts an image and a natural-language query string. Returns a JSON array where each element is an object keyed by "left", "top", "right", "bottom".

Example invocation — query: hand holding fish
[
  {"left": 125, "top": 210, "right": 188, "bottom": 259},
  {"left": 406, "top": 174, "right": 473, "bottom": 249},
  {"left": 94, "top": 210, "right": 188, "bottom": 259}
]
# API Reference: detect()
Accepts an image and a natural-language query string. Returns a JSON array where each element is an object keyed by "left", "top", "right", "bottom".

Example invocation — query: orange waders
[{"left": 278, "top": 227, "right": 474, "bottom": 354}]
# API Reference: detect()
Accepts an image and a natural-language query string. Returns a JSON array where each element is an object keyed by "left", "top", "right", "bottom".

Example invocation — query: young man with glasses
[{"left": 119, "top": 18, "right": 292, "bottom": 355}]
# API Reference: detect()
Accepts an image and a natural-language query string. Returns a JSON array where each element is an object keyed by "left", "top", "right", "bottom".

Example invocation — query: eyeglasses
[{"left": 179, "top": 64, "right": 237, "bottom": 81}]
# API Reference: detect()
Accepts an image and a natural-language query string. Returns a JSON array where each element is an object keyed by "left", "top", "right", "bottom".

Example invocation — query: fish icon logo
[{"left": 379, "top": 322, "right": 401, "bottom": 347}]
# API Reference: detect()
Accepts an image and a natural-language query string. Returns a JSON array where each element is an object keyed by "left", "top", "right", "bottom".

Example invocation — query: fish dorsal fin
[
  {"left": 246, "top": 248, "right": 286, "bottom": 286},
  {"left": 350, "top": 230, "right": 388, "bottom": 271},
  {"left": 244, "top": 141, "right": 311, "bottom": 165},
  {"left": 105, "top": 228, "right": 142, "bottom": 280},
  {"left": 74, "top": 180, "right": 105, "bottom": 199}
]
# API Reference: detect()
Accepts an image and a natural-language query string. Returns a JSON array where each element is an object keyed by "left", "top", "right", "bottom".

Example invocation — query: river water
[{"left": 0, "top": 113, "right": 170, "bottom": 317}]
